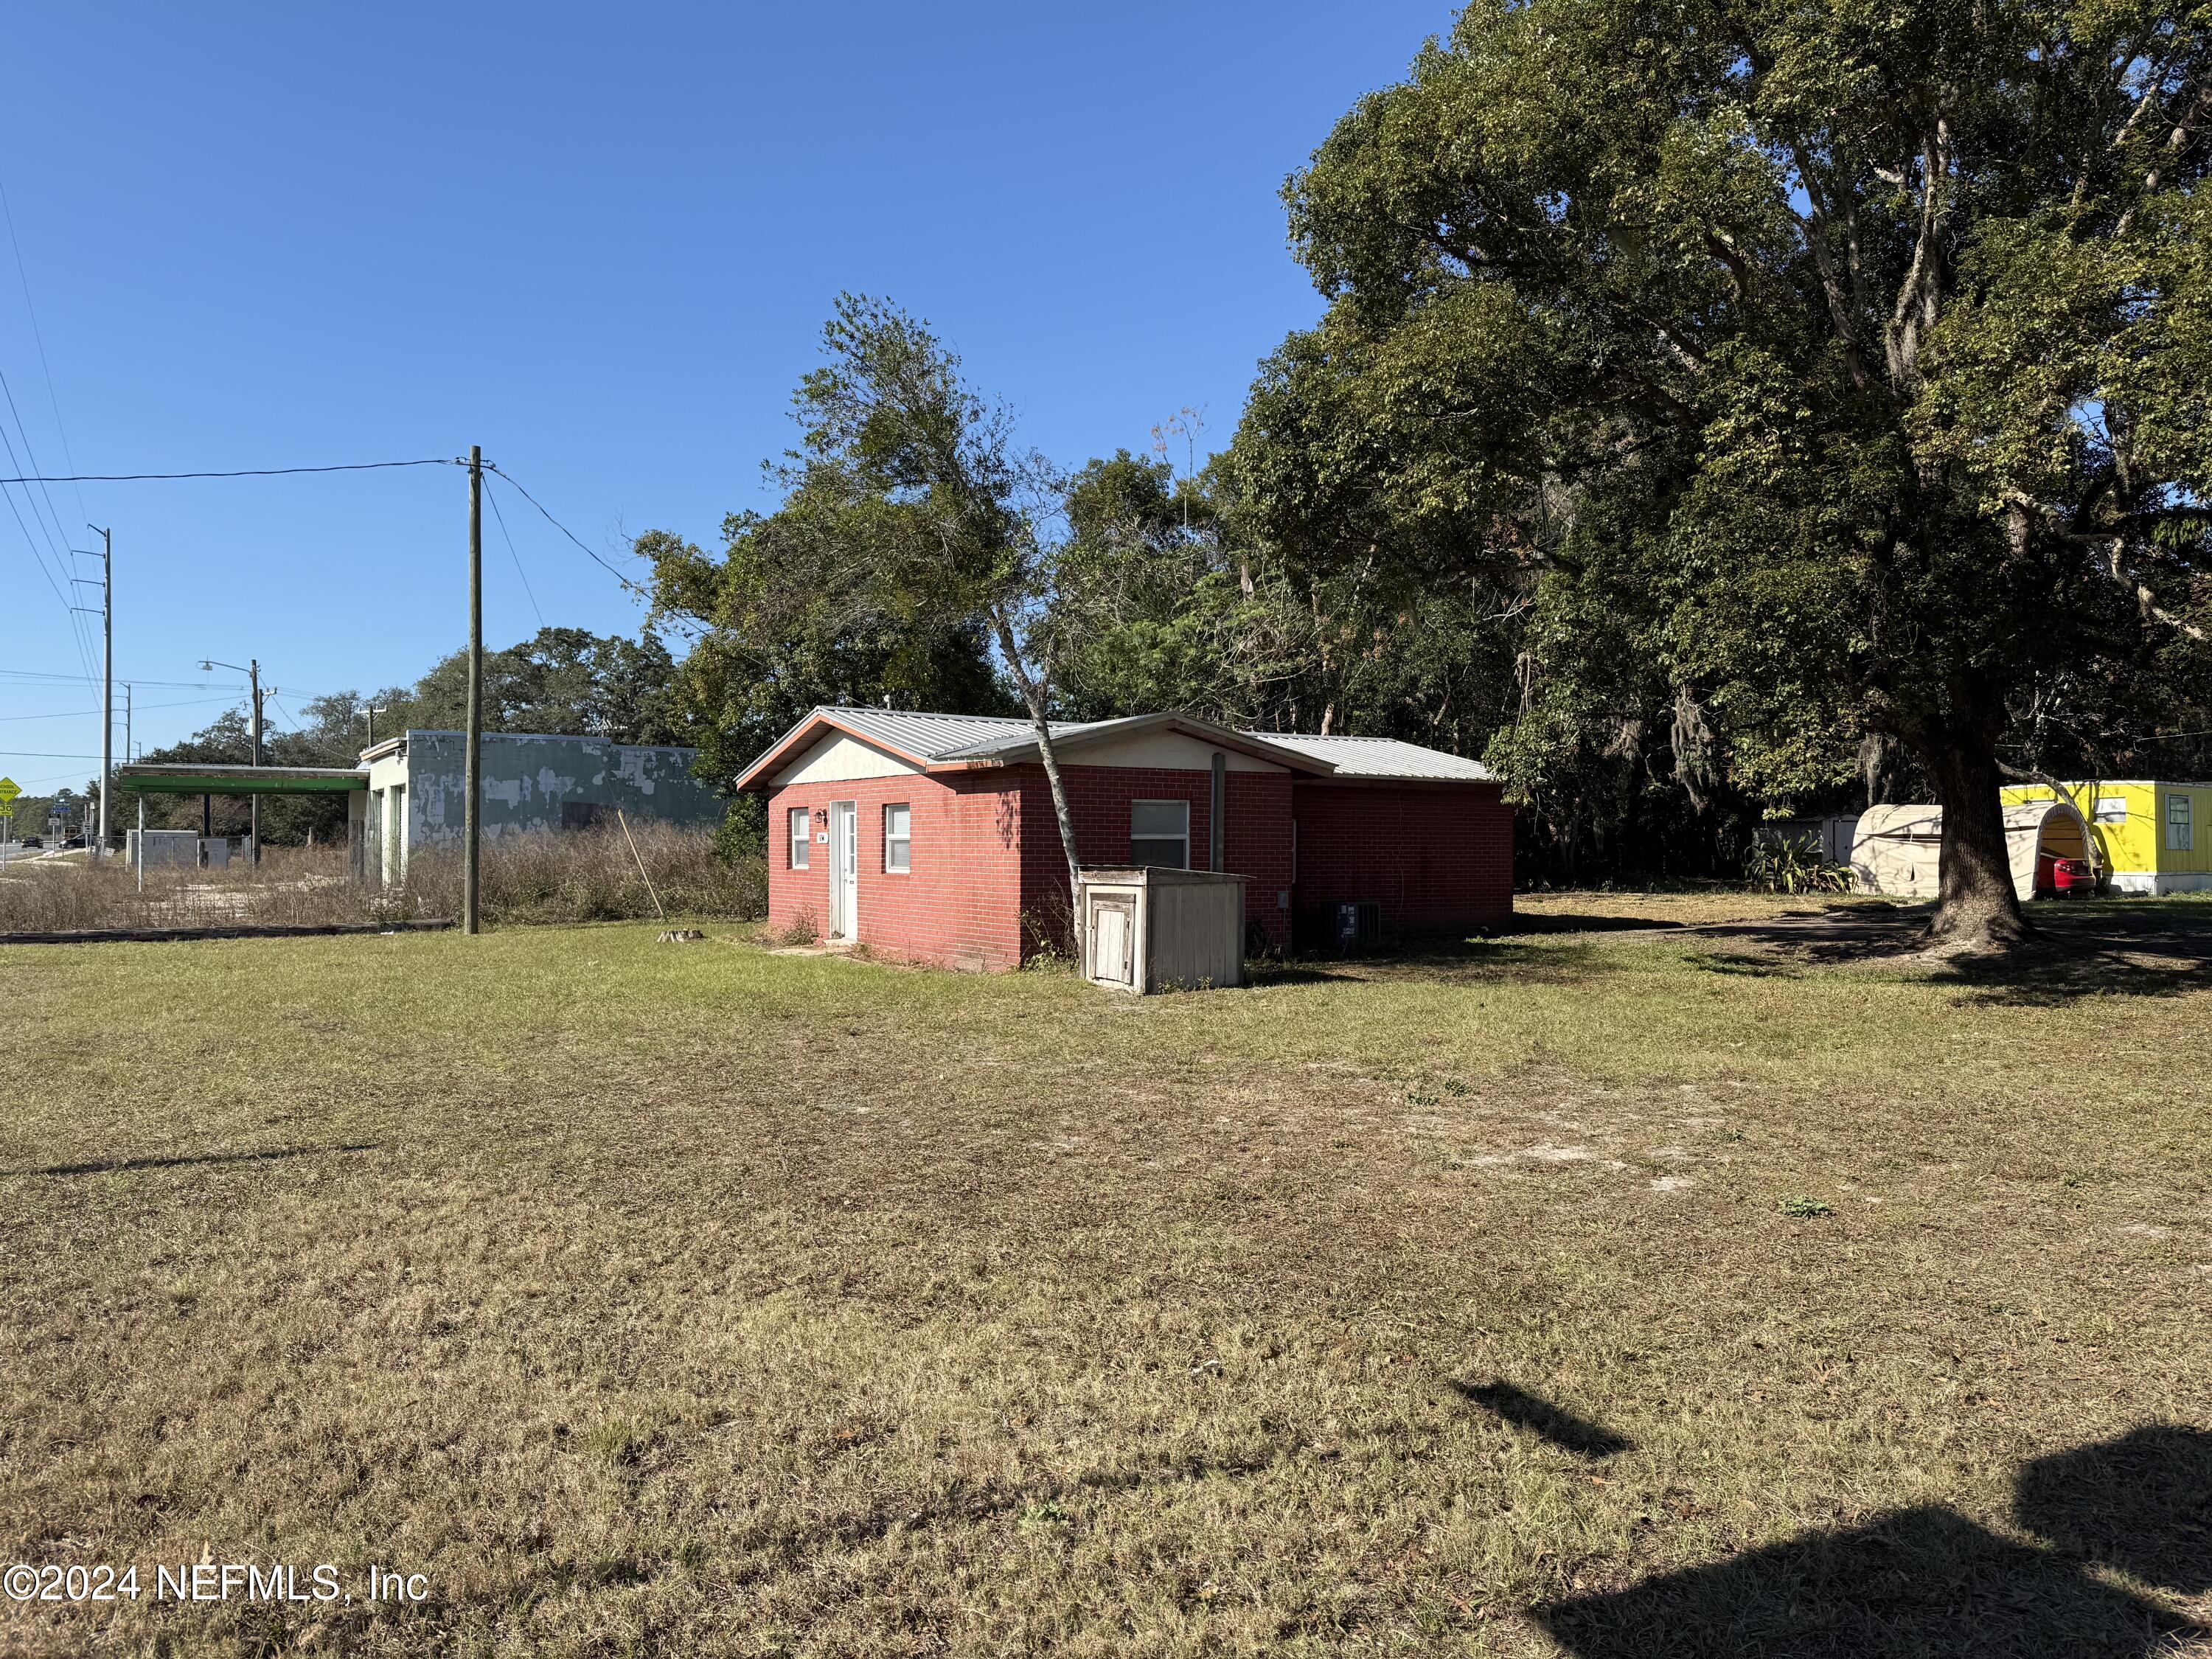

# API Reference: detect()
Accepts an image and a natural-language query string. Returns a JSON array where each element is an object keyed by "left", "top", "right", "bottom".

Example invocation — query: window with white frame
[
  {"left": 2168, "top": 792, "right": 2194, "bottom": 852},
  {"left": 1130, "top": 799, "right": 1190, "bottom": 869},
  {"left": 883, "top": 802, "right": 911, "bottom": 872},
  {"left": 788, "top": 807, "right": 810, "bottom": 869}
]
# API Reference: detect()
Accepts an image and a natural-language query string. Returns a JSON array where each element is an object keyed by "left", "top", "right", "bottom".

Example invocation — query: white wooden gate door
[{"left": 1092, "top": 898, "right": 1134, "bottom": 986}]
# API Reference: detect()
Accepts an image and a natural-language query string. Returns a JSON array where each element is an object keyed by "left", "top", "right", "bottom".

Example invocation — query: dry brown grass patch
[{"left": 1, "top": 900, "right": 2208, "bottom": 1655}]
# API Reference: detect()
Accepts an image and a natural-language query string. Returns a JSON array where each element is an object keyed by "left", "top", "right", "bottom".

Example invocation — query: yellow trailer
[{"left": 1999, "top": 780, "right": 2212, "bottom": 894}]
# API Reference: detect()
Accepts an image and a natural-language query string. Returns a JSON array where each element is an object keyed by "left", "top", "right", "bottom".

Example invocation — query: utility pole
[
  {"left": 360, "top": 703, "right": 387, "bottom": 751},
  {"left": 465, "top": 443, "right": 482, "bottom": 935},
  {"left": 72, "top": 526, "right": 114, "bottom": 859},
  {"left": 97, "top": 528, "right": 111, "bottom": 859},
  {"left": 249, "top": 660, "right": 262, "bottom": 863},
  {"left": 198, "top": 656, "right": 265, "bottom": 863},
  {"left": 127, "top": 681, "right": 136, "bottom": 880}
]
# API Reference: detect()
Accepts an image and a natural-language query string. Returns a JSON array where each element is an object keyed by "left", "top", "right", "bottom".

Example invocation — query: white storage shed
[{"left": 1078, "top": 867, "right": 1249, "bottom": 992}]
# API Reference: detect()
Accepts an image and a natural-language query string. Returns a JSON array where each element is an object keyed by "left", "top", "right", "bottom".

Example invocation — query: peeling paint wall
[{"left": 364, "top": 731, "right": 721, "bottom": 879}]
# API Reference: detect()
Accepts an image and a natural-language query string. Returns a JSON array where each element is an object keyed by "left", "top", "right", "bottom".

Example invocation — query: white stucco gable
[{"left": 773, "top": 731, "right": 925, "bottom": 785}]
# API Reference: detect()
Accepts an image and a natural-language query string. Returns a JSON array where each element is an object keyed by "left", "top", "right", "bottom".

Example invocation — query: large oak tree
[{"left": 1235, "top": 0, "right": 2212, "bottom": 945}]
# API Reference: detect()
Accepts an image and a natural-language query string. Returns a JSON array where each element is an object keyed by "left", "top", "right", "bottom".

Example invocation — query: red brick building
[{"left": 734, "top": 709, "right": 1512, "bottom": 971}]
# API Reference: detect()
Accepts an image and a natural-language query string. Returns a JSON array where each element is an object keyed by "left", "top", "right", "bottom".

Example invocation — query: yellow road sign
[{"left": 0, "top": 776, "right": 20, "bottom": 806}]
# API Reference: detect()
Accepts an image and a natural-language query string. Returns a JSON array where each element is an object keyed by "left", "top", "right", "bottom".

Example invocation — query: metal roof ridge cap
[
  {"left": 933, "top": 714, "right": 1115, "bottom": 760},
  {"left": 939, "top": 712, "right": 1338, "bottom": 772}
]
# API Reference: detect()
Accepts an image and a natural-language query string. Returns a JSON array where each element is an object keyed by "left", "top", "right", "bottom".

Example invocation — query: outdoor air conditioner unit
[
  {"left": 1334, "top": 901, "right": 1382, "bottom": 952},
  {"left": 1078, "top": 867, "right": 1249, "bottom": 994}
]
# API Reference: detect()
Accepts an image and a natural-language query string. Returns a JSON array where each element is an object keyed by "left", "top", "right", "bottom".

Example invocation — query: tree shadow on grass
[
  {"left": 1938, "top": 939, "right": 2212, "bottom": 1008},
  {"left": 1537, "top": 1425, "right": 2212, "bottom": 1658},
  {"left": 12, "top": 1142, "right": 378, "bottom": 1178},
  {"left": 1259, "top": 904, "right": 2212, "bottom": 1004},
  {"left": 1246, "top": 963, "right": 1366, "bottom": 986},
  {"left": 1678, "top": 903, "right": 2212, "bottom": 1006},
  {"left": 1453, "top": 1379, "right": 1634, "bottom": 1458},
  {"left": 1500, "top": 912, "right": 1702, "bottom": 936},
  {"left": 1252, "top": 940, "right": 1596, "bottom": 987},
  {"left": 1680, "top": 949, "right": 1807, "bottom": 979}
]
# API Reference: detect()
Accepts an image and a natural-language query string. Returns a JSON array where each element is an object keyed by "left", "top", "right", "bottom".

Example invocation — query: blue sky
[{"left": 0, "top": 2, "right": 1453, "bottom": 795}]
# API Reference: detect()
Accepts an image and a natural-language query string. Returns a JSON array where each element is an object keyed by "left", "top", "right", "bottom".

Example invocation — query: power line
[
  {"left": 0, "top": 458, "right": 461, "bottom": 483},
  {"left": 0, "top": 669, "right": 240, "bottom": 689},
  {"left": 0, "top": 450, "right": 458, "bottom": 686},
  {"left": 0, "top": 453, "right": 70, "bottom": 610},
  {"left": 0, "top": 173, "right": 100, "bottom": 684},
  {"left": 0, "top": 748, "right": 105, "bottom": 759},
  {"left": 481, "top": 462, "right": 647, "bottom": 596},
  {"left": 0, "top": 392, "right": 95, "bottom": 679},
  {"left": 1, "top": 166, "right": 108, "bottom": 689},
  {"left": 0, "top": 694, "right": 244, "bottom": 724},
  {"left": 0, "top": 167, "right": 92, "bottom": 533},
  {"left": 481, "top": 473, "right": 546, "bottom": 627},
  {"left": 0, "top": 357, "right": 79, "bottom": 573}
]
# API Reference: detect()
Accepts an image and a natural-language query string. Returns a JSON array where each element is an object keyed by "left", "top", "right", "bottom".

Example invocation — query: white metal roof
[
  {"left": 735, "top": 706, "right": 1496, "bottom": 788},
  {"left": 824, "top": 706, "right": 1113, "bottom": 761},
  {"left": 1243, "top": 732, "right": 1495, "bottom": 782},
  {"left": 936, "top": 710, "right": 1310, "bottom": 768}
]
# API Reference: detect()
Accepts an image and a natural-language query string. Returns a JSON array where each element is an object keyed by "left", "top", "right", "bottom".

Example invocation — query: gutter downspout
[{"left": 1210, "top": 751, "right": 1225, "bottom": 872}]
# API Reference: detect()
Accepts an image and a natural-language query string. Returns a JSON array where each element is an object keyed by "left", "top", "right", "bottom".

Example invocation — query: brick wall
[
  {"left": 768, "top": 764, "right": 1501, "bottom": 969},
  {"left": 1289, "top": 780, "right": 1514, "bottom": 942},
  {"left": 1013, "top": 763, "right": 1296, "bottom": 956},
  {"left": 764, "top": 772, "right": 1028, "bottom": 971}
]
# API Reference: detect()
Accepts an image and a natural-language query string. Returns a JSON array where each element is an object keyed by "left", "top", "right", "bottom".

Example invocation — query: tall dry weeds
[
  {"left": 400, "top": 821, "right": 765, "bottom": 925},
  {"left": 0, "top": 824, "right": 765, "bottom": 934}
]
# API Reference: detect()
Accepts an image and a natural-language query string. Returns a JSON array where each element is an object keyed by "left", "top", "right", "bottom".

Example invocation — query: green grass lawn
[{"left": 2, "top": 897, "right": 2209, "bottom": 1656}]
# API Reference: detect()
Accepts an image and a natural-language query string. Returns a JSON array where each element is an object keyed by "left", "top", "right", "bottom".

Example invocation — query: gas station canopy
[{"left": 115, "top": 763, "right": 369, "bottom": 796}]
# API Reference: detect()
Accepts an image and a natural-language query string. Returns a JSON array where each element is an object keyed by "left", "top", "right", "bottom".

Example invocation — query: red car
[{"left": 2036, "top": 852, "right": 2096, "bottom": 897}]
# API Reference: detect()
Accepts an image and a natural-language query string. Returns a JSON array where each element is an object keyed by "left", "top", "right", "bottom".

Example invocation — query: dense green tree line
[
  {"left": 1227, "top": 0, "right": 2212, "bottom": 945},
  {"left": 643, "top": 0, "right": 2212, "bottom": 946}
]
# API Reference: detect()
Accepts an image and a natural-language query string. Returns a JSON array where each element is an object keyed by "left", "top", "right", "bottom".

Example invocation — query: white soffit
[{"left": 1067, "top": 731, "right": 1286, "bottom": 772}]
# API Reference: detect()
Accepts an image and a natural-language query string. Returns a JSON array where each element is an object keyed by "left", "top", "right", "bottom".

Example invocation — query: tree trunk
[
  {"left": 990, "top": 611, "right": 1084, "bottom": 907},
  {"left": 1922, "top": 731, "right": 2031, "bottom": 950}
]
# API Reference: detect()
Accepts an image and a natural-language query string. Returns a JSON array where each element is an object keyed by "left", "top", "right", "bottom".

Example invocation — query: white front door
[{"left": 829, "top": 801, "right": 858, "bottom": 939}]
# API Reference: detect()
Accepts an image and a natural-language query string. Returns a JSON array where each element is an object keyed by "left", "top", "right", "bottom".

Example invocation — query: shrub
[{"left": 1745, "top": 837, "right": 1852, "bottom": 895}]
